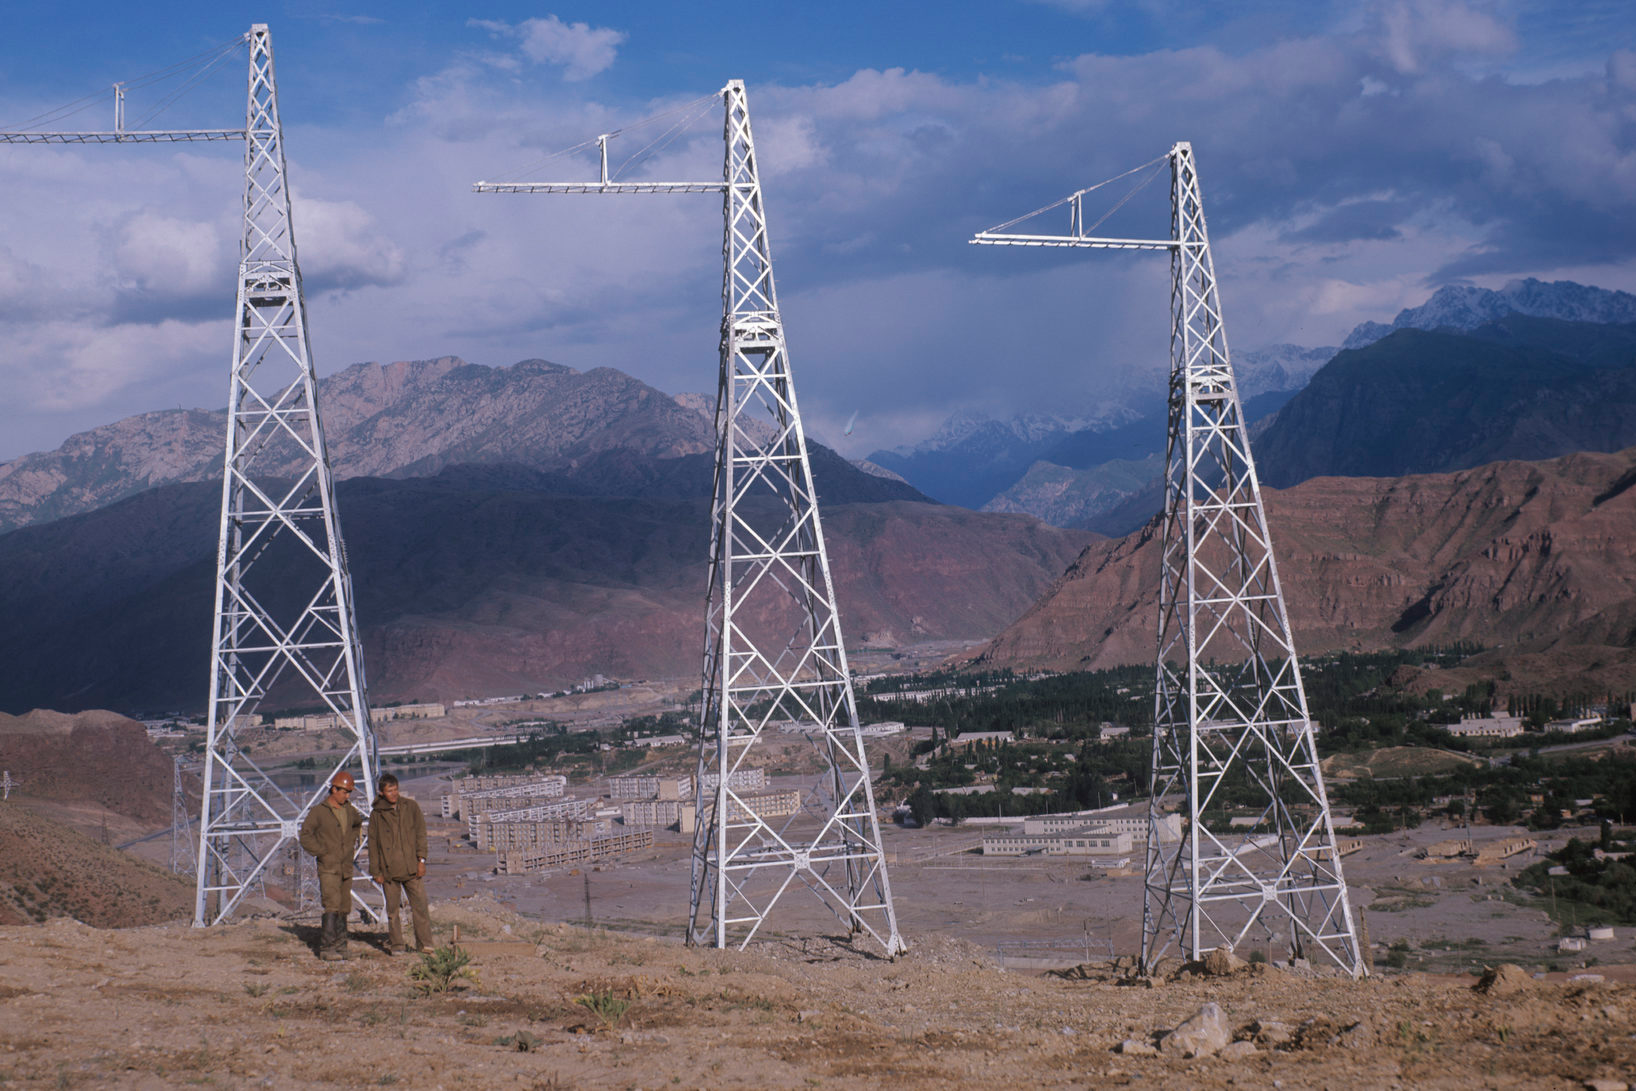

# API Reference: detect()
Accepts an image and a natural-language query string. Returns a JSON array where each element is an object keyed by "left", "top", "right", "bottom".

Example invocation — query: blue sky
[{"left": 1, "top": 0, "right": 1634, "bottom": 461}]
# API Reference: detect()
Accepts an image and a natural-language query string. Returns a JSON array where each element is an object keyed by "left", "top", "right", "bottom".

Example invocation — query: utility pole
[
  {"left": 972, "top": 142, "right": 1363, "bottom": 976},
  {"left": 475, "top": 82, "right": 902, "bottom": 956},
  {"left": 0, "top": 27, "right": 378, "bottom": 926}
]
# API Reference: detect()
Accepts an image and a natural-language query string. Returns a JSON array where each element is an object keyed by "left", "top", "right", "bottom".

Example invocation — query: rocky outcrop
[{"left": 979, "top": 447, "right": 1636, "bottom": 682}]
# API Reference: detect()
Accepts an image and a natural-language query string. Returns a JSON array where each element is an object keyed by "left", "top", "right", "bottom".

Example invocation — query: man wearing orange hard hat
[{"left": 298, "top": 770, "right": 365, "bottom": 961}]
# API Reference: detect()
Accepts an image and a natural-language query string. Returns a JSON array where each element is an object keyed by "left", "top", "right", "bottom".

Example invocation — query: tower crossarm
[
  {"left": 0, "top": 130, "right": 245, "bottom": 143},
  {"left": 474, "top": 180, "right": 724, "bottom": 194},
  {"left": 971, "top": 232, "right": 1175, "bottom": 249}
]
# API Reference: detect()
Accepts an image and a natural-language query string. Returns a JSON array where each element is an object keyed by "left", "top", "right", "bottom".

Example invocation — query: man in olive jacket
[
  {"left": 298, "top": 770, "right": 364, "bottom": 961},
  {"left": 368, "top": 773, "right": 432, "bottom": 954}
]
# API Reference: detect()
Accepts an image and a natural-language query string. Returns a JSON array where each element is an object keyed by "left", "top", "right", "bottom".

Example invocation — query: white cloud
[
  {"left": 468, "top": 15, "right": 626, "bottom": 81},
  {"left": 1377, "top": 0, "right": 1516, "bottom": 75},
  {"left": 112, "top": 211, "right": 225, "bottom": 299},
  {"left": 291, "top": 193, "right": 408, "bottom": 293}
]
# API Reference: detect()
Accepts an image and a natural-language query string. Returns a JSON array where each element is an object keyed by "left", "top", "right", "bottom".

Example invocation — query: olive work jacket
[
  {"left": 367, "top": 796, "right": 429, "bottom": 883},
  {"left": 298, "top": 799, "right": 364, "bottom": 877}
]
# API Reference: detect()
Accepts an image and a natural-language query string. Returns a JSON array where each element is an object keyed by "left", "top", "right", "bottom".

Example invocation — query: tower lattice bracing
[
  {"left": 972, "top": 142, "right": 1362, "bottom": 975},
  {"left": 194, "top": 25, "right": 377, "bottom": 926},
  {"left": 691, "top": 85, "right": 902, "bottom": 954},
  {"left": 474, "top": 81, "right": 902, "bottom": 955},
  {"left": 0, "top": 25, "right": 376, "bottom": 927}
]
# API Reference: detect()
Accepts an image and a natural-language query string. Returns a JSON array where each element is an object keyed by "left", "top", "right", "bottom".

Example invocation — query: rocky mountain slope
[
  {"left": 1256, "top": 317, "right": 1636, "bottom": 488},
  {"left": 0, "top": 471, "right": 1089, "bottom": 714},
  {"left": 1341, "top": 277, "right": 1636, "bottom": 350},
  {"left": 0, "top": 357, "right": 738, "bottom": 535},
  {"left": 979, "top": 446, "right": 1636, "bottom": 690}
]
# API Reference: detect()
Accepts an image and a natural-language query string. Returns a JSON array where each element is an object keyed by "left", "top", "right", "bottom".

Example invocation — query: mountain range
[
  {"left": 0, "top": 358, "right": 1091, "bottom": 714},
  {"left": 0, "top": 357, "right": 752, "bottom": 536},
  {"left": 868, "top": 279, "right": 1636, "bottom": 532}
]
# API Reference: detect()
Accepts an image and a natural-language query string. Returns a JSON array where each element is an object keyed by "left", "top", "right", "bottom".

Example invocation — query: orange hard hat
[{"left": 331, "top": 771, "right": 356, "bottom": 791}]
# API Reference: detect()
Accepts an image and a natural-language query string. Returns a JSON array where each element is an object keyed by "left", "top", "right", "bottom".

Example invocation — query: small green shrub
[{"left": 409, "top": 945, "right": 476, "bottom": 994}]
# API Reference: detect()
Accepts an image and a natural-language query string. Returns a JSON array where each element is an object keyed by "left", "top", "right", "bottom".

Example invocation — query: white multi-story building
[{"left": 608, "top": 774, "right": 692, "bottom": 801}]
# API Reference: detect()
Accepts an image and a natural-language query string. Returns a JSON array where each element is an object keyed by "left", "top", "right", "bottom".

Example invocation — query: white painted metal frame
[
  {"left": 194, "top": 25, "right": 377, "bottom": 926},
  {"left": 475, "top": 81, "right": 903, "bottom": 955},
  {"left": 0, "top": 25, "right": 377, "bottom": 927},
  {"left": 972, "top": 142, "right": 1362, "bottom": 975}
]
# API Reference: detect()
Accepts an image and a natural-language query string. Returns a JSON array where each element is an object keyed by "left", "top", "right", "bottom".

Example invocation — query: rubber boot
[
  {"left": 334, "top": 910, "right": 350, "bottom": 961},
  {"left": 318, "top": 912, "right": 342, "bottom": 961}
]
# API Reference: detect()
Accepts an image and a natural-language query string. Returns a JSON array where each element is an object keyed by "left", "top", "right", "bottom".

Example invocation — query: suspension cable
[
  {"left": 980, "top": 151, "right": 1171, "bottom": 235},
  {"left": 494, "top": 88, "right": 723, "bottom": 182},
  {"left": 0, "top": 33, "right": 246, "bottom": 132}
]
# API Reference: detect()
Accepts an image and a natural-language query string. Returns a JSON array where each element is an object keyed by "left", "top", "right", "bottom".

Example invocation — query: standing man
[
  {"left": 368, "top": 773, "right": 432, "bottom": 954},
  {"left": 298, "top": 770, "right": 364, "bottom": 961}
]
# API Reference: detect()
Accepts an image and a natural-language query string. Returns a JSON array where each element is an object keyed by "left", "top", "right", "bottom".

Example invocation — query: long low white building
[{"left": 982, "top": 828, "right": 1134, "bottom": 857}]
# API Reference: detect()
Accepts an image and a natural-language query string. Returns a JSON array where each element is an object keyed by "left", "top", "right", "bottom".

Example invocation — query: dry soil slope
[
  {"left": 0, "top": 805, "right": 192, "bottom": 927},
  {"left": 980, "top": 447, "right": 1636, "bottom": 687},
  {"left": 0, "top": 899, "right": 1631, "bottom": 1088}
]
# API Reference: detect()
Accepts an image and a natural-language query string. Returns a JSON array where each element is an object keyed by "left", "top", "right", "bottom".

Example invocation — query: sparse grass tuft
[{"left": 574, "top": 988, "right": 632, "bottom": 1030}]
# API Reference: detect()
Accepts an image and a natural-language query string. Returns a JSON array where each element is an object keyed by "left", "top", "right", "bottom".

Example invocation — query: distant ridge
[
  {"left": 1, "top": 356, "right": 885, "bottom": 535},
  {"left": 1341, "top": 277, "right": 1636, "bottom": 350}
]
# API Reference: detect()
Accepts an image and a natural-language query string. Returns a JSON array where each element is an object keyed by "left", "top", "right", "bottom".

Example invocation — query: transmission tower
[
  {"left": 476, "top": 81, "right": 903, "bottom": 955},
  {"left": 972, "top": 142, "right": 1363, "bottom": 976},
  {"left": 170, "top": 756, "right": 196, "bottom": 876},
  {"left": 0, "top": 26, "right": 379, "bottom": 926}
]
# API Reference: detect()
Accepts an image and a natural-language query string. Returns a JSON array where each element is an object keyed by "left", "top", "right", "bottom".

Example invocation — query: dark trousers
[{"left": 383, "top": 876, "right": 432, "bottom": 950}]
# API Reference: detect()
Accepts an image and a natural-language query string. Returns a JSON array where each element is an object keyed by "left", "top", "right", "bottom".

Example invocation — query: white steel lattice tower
[
  {"left": 474, "top": 81, "right": 902, "bottom": 954},
  {"left": 194, "top": 25, "right": 377, "bottom": 925},
  {"left": 692, "top": 85, "right": 901, "bottom": 953},
  {"left": 0, "top": 25, "right": 375, "bottom": 926},
  {"left": 973, "top": 142, "right": 1362, "bottom": 975}
]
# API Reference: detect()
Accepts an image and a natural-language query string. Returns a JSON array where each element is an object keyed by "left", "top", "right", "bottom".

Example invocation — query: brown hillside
[
  {"left": 0, "top": 710, "right": 177, "bottom": 824},
  {"left": 980, "top": 447, "right": 1636, "bottom": 685},
  {"left": 0, "top": 804, "right": 192, "bottom": 926},
  {"left": 364, "top": 502, "right": 1092, "bottom": 699}
]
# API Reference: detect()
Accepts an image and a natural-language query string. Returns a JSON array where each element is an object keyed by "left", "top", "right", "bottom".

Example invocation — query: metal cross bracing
[
  {"left": 0, "top": 26, "right": 380, "bottom": 927},
  {"left": 475, "top": 80, "right": 904, "bottom": 956},
  {"left": 170, "top": 756, "right": 198, "bottom": 876},
  {"left": 971, "top": 142, "right": 1363, "bottom": 976}
]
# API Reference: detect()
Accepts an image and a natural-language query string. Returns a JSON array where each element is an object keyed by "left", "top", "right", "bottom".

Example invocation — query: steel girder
[
  {"left": 971, "top": 143, "right": 1362, "bottom": 976},
  {"left": 193, "top": 25, "right": 377, "bottom": 927}
]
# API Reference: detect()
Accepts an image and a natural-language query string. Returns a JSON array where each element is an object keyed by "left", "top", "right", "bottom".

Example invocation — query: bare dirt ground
[
  {"left": 6, "top": 764, "right": 1636, "bottom": 1087},
  {"left": 1, "top": 894, "right": 1632, "bottom": 1090}
]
